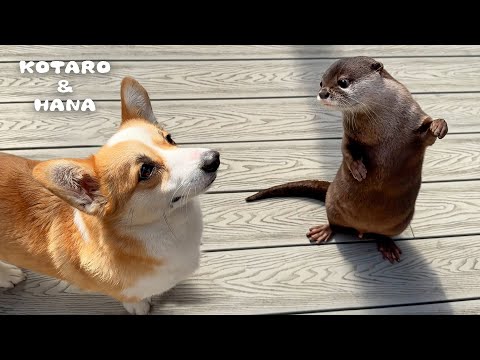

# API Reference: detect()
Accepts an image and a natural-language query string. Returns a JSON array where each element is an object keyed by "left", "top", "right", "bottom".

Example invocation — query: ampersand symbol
[{"left": 57, "top": 80, "right": 73, "bottom": 93}]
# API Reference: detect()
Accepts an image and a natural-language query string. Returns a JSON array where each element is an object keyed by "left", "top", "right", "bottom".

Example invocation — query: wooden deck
[{"left": 1, "top": 45, "right": 479, "bottom": 314}]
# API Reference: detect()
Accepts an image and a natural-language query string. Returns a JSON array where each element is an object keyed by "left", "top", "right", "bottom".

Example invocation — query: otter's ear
[
  {"left": 371, "top": 61, "right": 383, "bottom": 72},
  {"left": 33, "top": 159, "right": 107, "bottom": 216},
  {"left": 120, "top": 77, "right": 157, "bottom": 125}
]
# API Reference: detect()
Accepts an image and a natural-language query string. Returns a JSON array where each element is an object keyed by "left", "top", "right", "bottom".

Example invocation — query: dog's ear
[
  {"left": 33, "top": 158, "right": 107, "bottom": 216},
  {"left": 120, "top": 77, "right": 157, "bottom": 125}
]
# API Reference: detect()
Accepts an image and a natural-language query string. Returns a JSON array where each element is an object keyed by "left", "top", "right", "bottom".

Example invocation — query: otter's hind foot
[
  {"left": 307, "top": 224, "right": 333, "bottom": 244},
  {"left": 376, "top": 237, "right": 402, "bottom": 264}
]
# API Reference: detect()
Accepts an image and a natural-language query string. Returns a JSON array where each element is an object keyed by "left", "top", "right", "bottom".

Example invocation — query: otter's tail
[{"left": 245, "top": 180, "right": 330, "bottom": 203}]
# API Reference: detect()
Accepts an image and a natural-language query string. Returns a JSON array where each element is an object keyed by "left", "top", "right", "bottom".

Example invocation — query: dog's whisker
[
  {"left": 170, "top": 176, "right": 189, "bottom": 204},
  {"left": 129, "top": 208, "right": 135, "bottom": 227},
  {"left": 162, "top": 211, "right": 180, "bottom": 243},
  {"left": 184, "top": 187, "right": 191, "bottom": 218}
]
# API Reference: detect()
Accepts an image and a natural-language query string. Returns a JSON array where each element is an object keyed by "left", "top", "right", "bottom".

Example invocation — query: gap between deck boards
[
  {"left": 4, "top": 56, "right": 480, "bottom": 64},
  {"left": 2, "top": 91, "right": 480, "bottom": 105},
  {"left": 202, "top": 232, "right": 480, "bottom": 253},
  {"left": 0, "top": 131, "right": 474, "bottom": 150},
  {"left": 294, "top": 297, "right": 480, "bottom": 315}
]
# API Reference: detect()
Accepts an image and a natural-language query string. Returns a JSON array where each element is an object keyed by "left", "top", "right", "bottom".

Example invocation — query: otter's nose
[
  {"left": 201, "top": 150, "right": 220, "bottom": 173},
  {"left": 319, "top": 89, "right": 330, "bottom": 99}
]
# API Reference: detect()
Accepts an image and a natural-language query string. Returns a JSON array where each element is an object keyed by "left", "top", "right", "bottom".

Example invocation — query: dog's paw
[
  {"left": 348, "top": 160, "right": 367, "bottom": 181},
  {"left": 0, "top": 261, "right": 26, "bottom": 288},
  {"left": 123, "top": 297, "right": 152, "bottom": 315}
]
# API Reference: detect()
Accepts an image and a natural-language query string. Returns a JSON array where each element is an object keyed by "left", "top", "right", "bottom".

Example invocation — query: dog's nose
[
  {"left": 201, "top": 150, "right": 220, "bottom": 173},
  {"left": 319, "top": 89, "right": 330, "bottom": 99}
]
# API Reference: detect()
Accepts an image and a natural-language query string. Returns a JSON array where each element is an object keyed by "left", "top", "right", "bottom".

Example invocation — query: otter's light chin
[{"left": 317, "top": 98, "right": 342, "bottom": 111}]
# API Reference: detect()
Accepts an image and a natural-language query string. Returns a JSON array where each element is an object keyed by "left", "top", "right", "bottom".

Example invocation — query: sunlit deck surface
[{"left": 1, "top": 45, "right": 479, "bottom": 314}]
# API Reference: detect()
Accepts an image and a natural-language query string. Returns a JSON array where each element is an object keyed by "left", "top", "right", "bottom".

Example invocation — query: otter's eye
[
  {"left": 139, "top": 164, "right": 155, "bottom": 181},
  {"left": 320, "top": 81, "right": 323, "bottom": 88},
  {"left": 338, "top": 79, "right": 349, "bottom": 89},
  {"left": 165, "top": 134, "right": 176, "bottom": 145}
]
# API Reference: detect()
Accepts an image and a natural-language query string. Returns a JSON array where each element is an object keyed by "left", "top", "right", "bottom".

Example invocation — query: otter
[{"left": 245, "top": 56, "right": 448, "bottom": 263}]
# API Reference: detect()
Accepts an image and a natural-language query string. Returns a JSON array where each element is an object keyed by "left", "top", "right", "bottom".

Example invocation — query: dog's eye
[
  {"left": 320, "top": 81, "right": 323, "bottom": 88},
  {"left": 165, "top": 134, "right": 176, "bottom": 145},
  {"left": 139, "top": 164, "right": 155, "bottom": 181},
  {"left": 338, "top": 79, "right": 349, "bottom": 89}
]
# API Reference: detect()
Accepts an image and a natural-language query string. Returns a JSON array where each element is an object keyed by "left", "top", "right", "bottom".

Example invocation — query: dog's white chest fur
[{"left": 122, "top": 199, "right": 203, "bottom": 300}]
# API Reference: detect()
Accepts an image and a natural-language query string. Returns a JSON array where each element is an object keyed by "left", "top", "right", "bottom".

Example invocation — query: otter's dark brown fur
[{"left": 246, "top": 56, "right": 448, "bottom": 263}]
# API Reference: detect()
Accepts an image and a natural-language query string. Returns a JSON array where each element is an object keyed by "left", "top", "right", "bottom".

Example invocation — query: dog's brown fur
[
  {"left": 246, "top": 56, "right": 448, "bottom": 263},
  {"left": 0, "top": 138, "right": 162, "bottom": 303},
  {"left": 0, "top": 77, "right": 219, "bottom": 313}
]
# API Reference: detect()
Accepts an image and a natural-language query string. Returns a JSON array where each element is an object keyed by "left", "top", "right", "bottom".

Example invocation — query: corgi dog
[{"left": 0, "top": 77, "right": 220, "bottom": 314}]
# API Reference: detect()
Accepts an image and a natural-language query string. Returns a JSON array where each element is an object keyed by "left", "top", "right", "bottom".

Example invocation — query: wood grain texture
[
  {"left": 200, "top": 180, "right": 479, "bottom": 250},
  {"left": 2, "top": 235, "right": 480, "bottom": 314},
  {"left": 411, "top": 181, "right": 480, "bottom": 238},
  {"left": 0, "top": 93, "right": 477, "bottom": 148},
  {"left": 3, "top": 134, "right": 478, "bottom": 190},
  {"left": 200, "top": 192, "right": 413, "bottom": 250},
  {"left": 306, "top": 300, "right": 480, "bottom": 314},
  {"left": 1, "top": 57, "right": 478, "bottom": 102},
  {"left": 1, "top": 45, "right": 479, "bottom": 61},
  {"left": 210, "top": 135, "right": 480, "bottom": 190}
]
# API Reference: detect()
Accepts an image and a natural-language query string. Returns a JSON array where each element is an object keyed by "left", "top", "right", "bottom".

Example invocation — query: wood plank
[
  {"left": 200, "top": 180, "right": 479, "bottom": 250},
  {"left": 0, "top": 93, "right": 477, "bottom": 149},
  {"left": 2, "top": 58, "right": 479, "bottom": 102},
  {"left": 200, "top": 193, "right": 414, "bottom": 250},
  {"left": 2, "top": 135, "right": 478, "bottom": 189},
  {"left": 210, "top": 135, "right": 480, "bottom": 190},
  {"left": 1, "top": 45, "right": 479, "bottom": 61},
  {"left": 411, "top": 181, "right": 480, "bottom": 238},
  {"left": 305, "top": 300, "right": 480, "bottom": 314},
  {"left": 2, "top": 235, "right": 480, "bottom": 314}
]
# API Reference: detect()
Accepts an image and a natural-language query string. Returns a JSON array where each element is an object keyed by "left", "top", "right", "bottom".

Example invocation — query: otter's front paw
[
  {"left": 348, "top": 160, "right": 367, "bottom": 181},
  {"left": 430, "top": 119, "right": 448, "bottom": 139}
]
